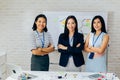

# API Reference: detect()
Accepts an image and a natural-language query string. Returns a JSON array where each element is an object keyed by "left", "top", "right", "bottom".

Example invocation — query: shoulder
[
  {"left": 101, "top": 32, "right": 109, "bottom": 43},
  {"left": 85, "top": 32, "right": 93, "bottom": 40},
  {"left": 86, "top": 33, "right": 91, "bottom": 37},
  {"left": 87, "top": 32, "right": 94, "bottom": 38},
  {"left": 102, "top": 32, "right": 109, "bottom": 37},
  {"left": 77, "top": 33, "right": 84, "bottom": 38},
  {"left": 103, "top": 33, "right": 109, "bottom": 39},
  {"left": 89, "top": 32, "right": 94, "bottom": 36},
  {"left": 31, "top": 31, "right": 36, "bottom": 36},
  {"left": 30, "top": 31, "right": 37, "bottom": 39},
  {"left": 58, "top": 33, "right": 65, "bottom": 40},
  {"left": 77, "top": 33, "right": 83, "bottom": 36},
  {"left": 31, "top": 31, "right": 36, "bottom": 34},
  {"left": 59, "top": 33, "right": 64, "bottom": 37}
]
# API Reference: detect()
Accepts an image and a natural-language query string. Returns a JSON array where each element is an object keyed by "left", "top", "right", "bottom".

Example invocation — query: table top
[{"left": 6, "top": 71, "right": 120, "bottom": 80}]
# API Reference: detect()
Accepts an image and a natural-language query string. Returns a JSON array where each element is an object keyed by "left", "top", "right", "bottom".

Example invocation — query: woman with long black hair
[{"left": 58, "top": 15, "right": 85, "bottom": 71}]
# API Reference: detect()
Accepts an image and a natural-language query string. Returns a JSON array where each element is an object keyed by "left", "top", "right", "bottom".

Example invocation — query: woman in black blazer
[{"left": 58, "top": 15, "right": 85, "bottom": 71}]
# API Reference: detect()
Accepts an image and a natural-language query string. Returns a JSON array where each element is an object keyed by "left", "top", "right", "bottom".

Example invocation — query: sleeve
[
  {"left": 48, "top": 32, "right": 54, "bottom": 46},
  {"left": 58, "top": 34, "right": 69, "bottom": 53},
  {"left": 30, "top": 32, "right": 37, "bottom": 51},
  {"left": 67, "top": 34, "right": 84, "bottom": 54}
]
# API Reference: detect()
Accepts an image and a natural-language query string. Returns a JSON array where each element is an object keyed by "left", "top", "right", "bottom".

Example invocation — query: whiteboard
[{"left": 43, "top": 11, "right": 107, "bottom": 48}]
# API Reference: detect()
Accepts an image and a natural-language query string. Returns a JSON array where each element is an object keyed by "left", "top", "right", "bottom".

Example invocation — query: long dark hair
[
  {"left": 64, "top": 15, "right": 78, "bottom": 38},
  {"left": 91, "top": 15, "right": 107, "bottom": 33},
  {"left": 32, "top": 14, "right": 48, "bottom": 32}
]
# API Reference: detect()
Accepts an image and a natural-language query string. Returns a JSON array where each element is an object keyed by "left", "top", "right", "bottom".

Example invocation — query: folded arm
[
  {"left": 40, "top": 44, "right": 55, "bottom": 54},
  {"left": 31, "top": 48, "right": 47, "bottom": 56},
  {"left": 84, "top": 34, "right": 109, "bottom": 54},
  {"left": 89, "top": 34, "right": 109, "bottom": 54},
  {"left": 84, "top": 33, "right": 93, "bottom": 53},
  {"left": 32, "top": 44, "right": 54, "bottom": 56}
]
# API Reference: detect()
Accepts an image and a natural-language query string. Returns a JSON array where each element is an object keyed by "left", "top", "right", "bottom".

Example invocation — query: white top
[{"left": 86, "top": 32, "right": 107, "bottom": 72}]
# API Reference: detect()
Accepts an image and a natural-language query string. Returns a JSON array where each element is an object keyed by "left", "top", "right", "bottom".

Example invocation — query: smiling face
[
  {"left": 67, "top": 18, "right": 76, "bottom": 32},
  {"left": 93, "top": 18, "right": 102, "bottom": 31},
  {"left": 35, "top": 17, "right": 46, "bottom": 32}
]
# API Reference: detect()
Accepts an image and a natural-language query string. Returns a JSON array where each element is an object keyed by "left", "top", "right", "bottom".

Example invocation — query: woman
[
  {"left": 58, "top": 15, "right": 85, "bottom": 71},
  {"left": 84, "top": 15, "right": 109, "bottom": 72},
  {"left": 31, "top": 14, "right": 54, "bottom": 71}
]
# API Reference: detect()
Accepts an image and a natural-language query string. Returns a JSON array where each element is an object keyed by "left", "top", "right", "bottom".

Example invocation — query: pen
[
  {"left": 58, "top": 73, "right": 67, "bottom": 79},
  {"left": 12, "top": 70, "right": 16, "bottom": 74},
  {"left": 64, "top": 73, "right": 67, "bottom": 77}
]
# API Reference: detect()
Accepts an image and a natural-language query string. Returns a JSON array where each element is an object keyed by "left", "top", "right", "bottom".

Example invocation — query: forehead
[
  {"left": 37, "top": 17, "right": 46, "bottom": 21},
  {"left": 94, "top": 18, "right": 100, "bottom": 21},
  {"left": 67, "top": 18, "right": 75, "bottom": 22}
]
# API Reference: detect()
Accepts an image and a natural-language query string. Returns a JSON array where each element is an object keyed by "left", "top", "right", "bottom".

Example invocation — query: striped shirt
[{"left": 30, "top": 30, "right": 54, "bottom": 50}]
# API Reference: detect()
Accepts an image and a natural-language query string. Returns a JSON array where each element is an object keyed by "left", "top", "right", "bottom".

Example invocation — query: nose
[
  {"left": 69, "top": 24, "right": 73, "bottom": 27},
  {"left": 40, "top": 22, "right": 44, "bottom": 25},
  {"left": 94, "top": 23, "right": 98, "bottom": 26}
]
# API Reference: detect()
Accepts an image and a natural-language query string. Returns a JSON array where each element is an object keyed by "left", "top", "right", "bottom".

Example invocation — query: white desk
[
  {"left": 0, "top": 51, "right": 6, "bottom": 80},
  {"left": 6, "top": 71, "right": 120, "bottom": 80}
]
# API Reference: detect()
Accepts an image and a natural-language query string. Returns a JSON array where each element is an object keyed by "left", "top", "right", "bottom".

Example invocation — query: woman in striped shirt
[{"left": 31, "top": 14, "right": 55, "bottom": 71}]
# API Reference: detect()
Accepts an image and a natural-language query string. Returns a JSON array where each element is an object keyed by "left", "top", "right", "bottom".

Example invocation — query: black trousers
[{"left": 31, "top": 54, "right": 49, "bottom": 71}]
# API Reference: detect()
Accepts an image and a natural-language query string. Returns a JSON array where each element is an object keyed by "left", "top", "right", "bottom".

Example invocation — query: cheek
[
  {"left": 73, "top": 25, "right": 76, "bottom": 28},
  {"left": 93, "top": 24, "right": 96, "bottom": 27},
  {"left": 97, "top": 23, "right": 102, "bottom": 28},
  {"left": 99, "top": 24, "right": 102, "bottom": 27},
  {"left": 72, "top": 25, "right": 76, "bottom": 29},
  {"left": 43, "top": 23, "right": 46, "bottom": 26},
  {"left": 67, "top": 25, "right": 70, "bottom": 29}
]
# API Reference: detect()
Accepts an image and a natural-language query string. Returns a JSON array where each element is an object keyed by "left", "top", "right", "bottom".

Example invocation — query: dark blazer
[{"left": 58, "top": 32, "right": 85, "bottom": 67}]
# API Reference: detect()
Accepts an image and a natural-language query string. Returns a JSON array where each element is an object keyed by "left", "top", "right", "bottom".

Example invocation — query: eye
[
  {"left": 43, "top": 21, "right": 46, "bottom": 24},
  {"left": 67, "top": 22, "right": 70, "bottom": 25},
  {"left": 72, "top": 22, "right": 75, "bottom": 24},
  {"left": 98, "top": 21, "right": 101, "bottom": 23},
  {"left": 39, "top": 21, "right": 41, "bottom": 23}
]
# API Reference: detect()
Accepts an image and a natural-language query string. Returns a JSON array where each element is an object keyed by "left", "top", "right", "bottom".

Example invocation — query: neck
[
  {"left": 69, "top": 31, "right": 74, "bottom": 37},
  {"left": 95, "top": 30, "right": 101, "bottom": 35},
  {"left": 37, "top": 29, "right": 43, "bottom": 33}
]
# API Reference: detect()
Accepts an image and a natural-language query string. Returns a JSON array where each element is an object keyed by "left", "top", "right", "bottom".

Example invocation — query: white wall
[{"left": 0, "top": 0, "right": 120, "bottom": 77}]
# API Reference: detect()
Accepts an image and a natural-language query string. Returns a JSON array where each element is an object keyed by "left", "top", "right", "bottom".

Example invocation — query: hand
[
  {"left": 37, "top": 47, "right": 42, "bottom": 51},
  {"left": 48, "top": 44, "right": 54, "bottom": 48},
  {"left": 32, "top": 52, "right": 37, "bottom": 55},
  {"left": 37, "top": 48, "right": 45, "bottom": 56},
  {"left": 58, "top": 44, "right": 67, "bottom": 50},
  {"left": 76, "top": 43, "right": 81, "bottom": 47}
]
